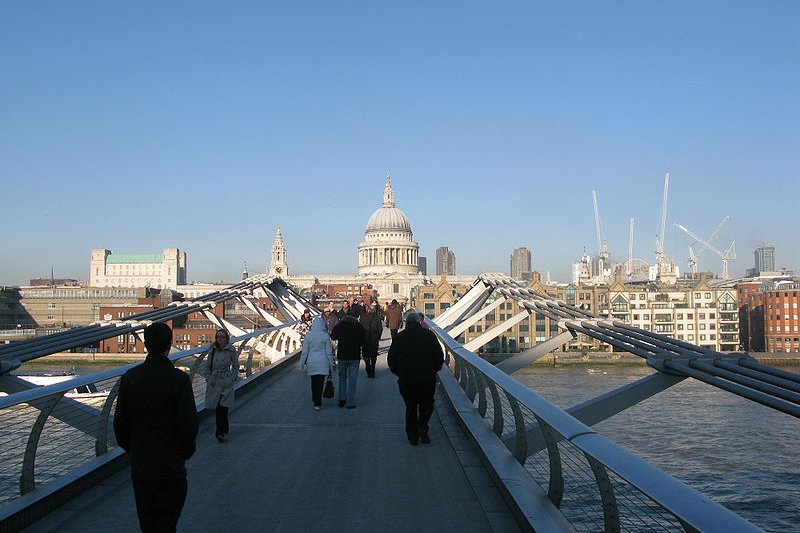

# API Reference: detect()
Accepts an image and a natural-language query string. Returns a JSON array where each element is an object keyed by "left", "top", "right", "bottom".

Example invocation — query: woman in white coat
[
  {"left": 205, "top": 329, "right": 239, "bottom": 442},
  {"left": 299, "top": 317, "right": 335, "bottom": 410}
]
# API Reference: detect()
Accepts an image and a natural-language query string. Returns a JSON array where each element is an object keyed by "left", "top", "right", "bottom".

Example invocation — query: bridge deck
[{"left": 22, "top": 352, "right": 521, "bottom": 532}]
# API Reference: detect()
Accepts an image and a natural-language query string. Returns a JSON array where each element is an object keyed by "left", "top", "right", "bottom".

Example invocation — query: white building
[{"left": 90, "top": 248, "right": 187, "bottom": 290}]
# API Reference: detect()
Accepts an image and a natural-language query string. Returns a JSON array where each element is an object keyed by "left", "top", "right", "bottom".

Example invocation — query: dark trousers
[
  {"left": 390, "top": 328, "right": 398, "bottom": 341},
  {"left": 364, "top": 357, "right": 377, "bottom": 377},
  {"left": 310, "top": 374, "right": 325, "bottom": 406},
  {"left": 132, "top": 477, "right": 187, "bottom": 533},
  {"left": 398, "top": 381, "right": 436, "bottom": 441},
  {"left": 215, "top": 404, "right": 229, "bottom": 437}
]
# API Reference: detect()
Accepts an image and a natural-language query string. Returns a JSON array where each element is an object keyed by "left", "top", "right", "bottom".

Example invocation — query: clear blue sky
[{"left": 1, "top": 1, "right": 798, "bottom": 286}]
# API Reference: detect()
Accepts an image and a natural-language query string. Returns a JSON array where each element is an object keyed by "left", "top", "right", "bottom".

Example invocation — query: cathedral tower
[{"left": 268, "top": 226, "right": 289, "bottom": 277}]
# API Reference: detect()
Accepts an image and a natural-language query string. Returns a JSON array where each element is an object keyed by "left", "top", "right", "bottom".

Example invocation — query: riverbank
[
  {"left": 21, "top": 353, "right": 147, "bottom": 366},
  {"left": 484, "top": 351, "right": 800, "bottom": 367},
  {"left": 19, "top": 350, "right": 800, "bottom": 368}
]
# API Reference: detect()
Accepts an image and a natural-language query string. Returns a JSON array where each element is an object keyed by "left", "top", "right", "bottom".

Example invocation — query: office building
[
  {"left": 754, "top": 246, "right": 776, "bottom": 275},
  {"left": 436, "top": 247, "right": 456, "bottom": 276},
  {"left": 510, "top": 247, "right": 532, "bottom": 280}
]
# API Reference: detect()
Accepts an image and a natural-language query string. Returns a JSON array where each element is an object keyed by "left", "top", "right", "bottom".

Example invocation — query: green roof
[{"left": 106, "top": 254, "right": 163, "bottom": 264}]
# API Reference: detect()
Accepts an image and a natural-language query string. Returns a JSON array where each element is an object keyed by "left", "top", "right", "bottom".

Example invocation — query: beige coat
[
  {"left": 385, "top": 303, "right": 404, "bottom": 330},
  {"left": 204, "top": 343, "right": 239, "bottom": 409}
]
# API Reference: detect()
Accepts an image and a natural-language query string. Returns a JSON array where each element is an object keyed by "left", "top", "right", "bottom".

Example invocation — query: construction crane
[
  {"left": 674, "top": 222, "right": 736, "bottom": 279},
  {"left": 688, "top": 245, "right": 698, "bottom": 275},
  {"left": 618, "top": 217, "right": 650, "bottom": 281},
  {"left": 654, "top": 173, "right": 670, "bottom": 271},
  {"left": 592, "top": 190, "right": 609, "bottom": 278},
  {"left": 684, "top": 216, "right": 730, "bottom": 275},
  {"left": 627, "top": 218, "right": 634, "bottom": 276}
]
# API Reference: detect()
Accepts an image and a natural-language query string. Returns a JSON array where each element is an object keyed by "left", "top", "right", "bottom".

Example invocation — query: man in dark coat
[
  {"left": 337, "top": 299, "right": 351, "bottom": 320},
  {"left": 114, "top": 322, "right": 199, "bottom": 532},
  {"left": 347, "top": 296, "right": 364, "bottom": 318},
  {"left": 330, "top": 315, "right": 367, "bottom": 408},
  {"left": 388, "top": 309, "right": 444, "bottom": 445},
  {"left": 359, "top": 300, "right": 383, "bottom": 378}
]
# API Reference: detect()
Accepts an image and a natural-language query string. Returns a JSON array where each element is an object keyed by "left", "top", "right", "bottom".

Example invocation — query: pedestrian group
[{"left": 113, "top": 295, "right": 444, "bottom": 531}]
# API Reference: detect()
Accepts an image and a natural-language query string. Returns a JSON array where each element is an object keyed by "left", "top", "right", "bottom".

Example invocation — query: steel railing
[
  {"left": 0, "top": 321, "right": 299, "bottom": 515},
  {"left": 429, "top": 320, "right": 762, "bottom": 533}
]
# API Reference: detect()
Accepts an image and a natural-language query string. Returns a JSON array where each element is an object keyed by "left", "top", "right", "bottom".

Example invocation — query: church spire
[
  {"left": 382, "top": 172, "right": 395, "bottom": 208},
  {"left": 268, "top": 226, "right": 288, "bottom": 277}
]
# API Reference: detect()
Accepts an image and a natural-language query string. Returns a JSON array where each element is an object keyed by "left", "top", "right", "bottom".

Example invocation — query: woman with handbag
[
  {"left": 204, "top": 329, "right": 239, "bottom": 442},
  {"left": 299, "top": 317, "right": 335, "bottom": 411}
]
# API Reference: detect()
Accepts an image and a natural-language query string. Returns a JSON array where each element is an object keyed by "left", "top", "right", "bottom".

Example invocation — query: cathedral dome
[
  {"left": 358, "top": 173, "right": 420, "bottom": 277},
  {"left": 366, "top": 206, "right": 411, "bottom": 232}
]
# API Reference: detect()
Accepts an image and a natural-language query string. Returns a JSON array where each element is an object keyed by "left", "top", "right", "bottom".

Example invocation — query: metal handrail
[
  {"left": 0, "top": 322, "right": 298, "bottom": 410},
  {"left": 0, "top": 320, "right": 301, "bottom": 514},
  {"left": 428, "top": 319, "right": 762, "bottom": 532}
]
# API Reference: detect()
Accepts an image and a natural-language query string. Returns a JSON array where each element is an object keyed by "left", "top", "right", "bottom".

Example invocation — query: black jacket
[
  {"left": 359, "top": 310, "right": 383, "bottom": 340},
  {"left": 330, "top": 317, "right": 367, "bottom": 360},
  {"left": 113, "top": 353, "right": 199, "bottom": 481},
  {"left": 388, "top": 322, "right": 444, "bottom": 384}
]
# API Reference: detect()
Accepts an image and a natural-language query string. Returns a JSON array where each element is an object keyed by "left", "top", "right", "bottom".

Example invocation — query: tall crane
[
  {"left": 592, "top": 190, "right": 609, "bottom": 278},
  {"left": 627, "top": 218, "right": 634, "bottom": 276},
  {"left": 674, "top": 222, "right": 736, "bottom": 279},
  {"left": 684, "top": 216, "right": 730, "bottom": 275},
  {"left": 688, "top": 245, "right": 698, "bottom": 275},
  {"left": 654, "top": 173, "right": 670, "bottom": 271}
]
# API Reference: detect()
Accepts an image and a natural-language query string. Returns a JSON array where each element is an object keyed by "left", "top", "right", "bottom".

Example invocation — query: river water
[
  {"left": 515, "top": 364, "right": 799, "bottom": 532},
  {"left": 13, "top": 362, "right": 799, "bottom": 531}
]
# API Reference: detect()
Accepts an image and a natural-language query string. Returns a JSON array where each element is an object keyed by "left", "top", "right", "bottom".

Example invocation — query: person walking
[
  {"left": 204, "top": 329, "right": 239, "bottom": 443},
  {"left": 113, "top": 322, "right": 198, "bottom": 532},
  {"left": 323, "top": 307, "right": 339, "bottom": 335},
  {"left": 295, "top": 309, "right": 313, "bottom": 343},
  {"left": 388, "top": 310, "right": 444, "bottom": 446},
  {"left": 385, "top": 299, "right": 404, "bottom": 341},
  {"left": 359, "top": 300, "right": 383, "bottom": 378},
  {"left": 348, "top": 297, "right": 365, "bottom": 319},
  {"left": 330, "top": 315, "right": 367, "bottom": 409},
  {"left": 299, "top": 317, "right": 335, "bottom": 410},
  {"left": 337, "top": 299, "right": 351, "bottom": 319}
]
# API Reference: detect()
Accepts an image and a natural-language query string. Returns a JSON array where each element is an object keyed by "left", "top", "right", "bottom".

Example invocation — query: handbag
[{"left": 323, "top": 373, "right": 335, "bottom": 398}]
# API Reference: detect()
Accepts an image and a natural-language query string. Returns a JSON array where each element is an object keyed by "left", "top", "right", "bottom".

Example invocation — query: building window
[{"left": 612, "top": 295, "right": 628, "bottom": 312}]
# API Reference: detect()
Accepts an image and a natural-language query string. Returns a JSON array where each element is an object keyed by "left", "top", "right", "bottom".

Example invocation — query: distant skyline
[{"left": 1, "top": 2, "right": 798, "bottom": 286}]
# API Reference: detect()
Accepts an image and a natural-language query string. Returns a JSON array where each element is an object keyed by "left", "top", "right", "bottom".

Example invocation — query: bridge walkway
[{"left": 21, "top": 352, "right": 521, "bottom": 532}]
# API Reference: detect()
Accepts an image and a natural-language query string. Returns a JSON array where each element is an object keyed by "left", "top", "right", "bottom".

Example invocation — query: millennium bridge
[{"left": 1, "top": 274, "right": 797, "bottom": 532}]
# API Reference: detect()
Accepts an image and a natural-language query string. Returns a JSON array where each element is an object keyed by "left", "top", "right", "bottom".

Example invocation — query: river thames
[{"left": 515, "top": 364, "right": 799, "bottom": 532}]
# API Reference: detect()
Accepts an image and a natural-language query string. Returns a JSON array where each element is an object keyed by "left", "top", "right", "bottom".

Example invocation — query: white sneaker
[{"left": 314, "top": 406, "right": 321, "bottom": 411}]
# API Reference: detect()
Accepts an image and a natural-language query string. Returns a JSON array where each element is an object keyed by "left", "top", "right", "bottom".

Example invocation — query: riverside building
[
  {"left": 90, "top": 248, "right": 187, "bottom": 290},
  {"left": 738, "top": 278, "right": 800, "bottom": 353}
]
